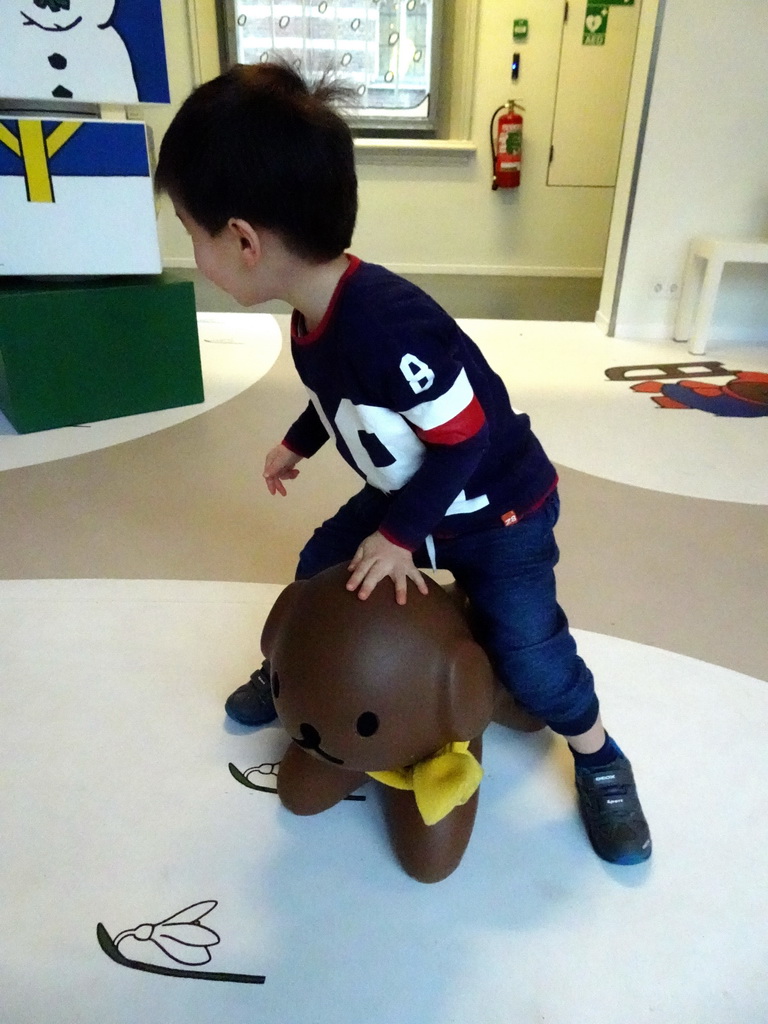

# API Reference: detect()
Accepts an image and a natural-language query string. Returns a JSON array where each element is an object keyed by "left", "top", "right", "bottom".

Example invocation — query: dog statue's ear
[
  {"left": 260, "top": 579, "right": 305, "bottom": 661},
  {"left": 442, "top": 638, "right": 496, "bottom": 741}
]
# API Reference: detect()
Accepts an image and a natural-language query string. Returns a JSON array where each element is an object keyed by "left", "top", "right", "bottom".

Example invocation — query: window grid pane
[{"left": 231, "top": 0, "right": 433, "bottom": 118}]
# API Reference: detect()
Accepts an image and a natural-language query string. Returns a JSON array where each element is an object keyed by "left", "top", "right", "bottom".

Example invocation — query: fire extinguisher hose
[{"left": 489, "top": 104, "right": 507, "bottom": 162}]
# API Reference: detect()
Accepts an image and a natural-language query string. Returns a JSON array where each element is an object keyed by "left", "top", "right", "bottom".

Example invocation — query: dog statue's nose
[{"left": 298, "top": 722, "right": 321, "bottom": 750}]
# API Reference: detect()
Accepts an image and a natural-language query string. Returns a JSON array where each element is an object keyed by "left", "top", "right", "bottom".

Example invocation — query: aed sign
[{"left": 583, "top": 5, "right": 609, "bottom": 45}]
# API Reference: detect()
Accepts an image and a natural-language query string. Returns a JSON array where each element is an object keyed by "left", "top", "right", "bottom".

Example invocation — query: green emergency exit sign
[{"left": 513, "top": 19, "right": 529, "bottom": 41}]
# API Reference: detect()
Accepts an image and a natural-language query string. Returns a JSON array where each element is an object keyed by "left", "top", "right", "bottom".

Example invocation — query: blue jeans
[{"left": 296, "top": 486, "right": 599, "bottom": 736}]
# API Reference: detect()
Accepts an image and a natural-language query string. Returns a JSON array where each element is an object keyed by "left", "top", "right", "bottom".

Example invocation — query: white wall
[
  {"left": 142, "top": 1, "right": 216, "bottom": 255},
  {"left": 604, "top": 0, "right": 768, "bottom": 341},
  {"left": 352, "top": 0, "right": 614, "bottom": 275},
  {"left": 154, "top": 0, "right": 616, "bottom": 277}
]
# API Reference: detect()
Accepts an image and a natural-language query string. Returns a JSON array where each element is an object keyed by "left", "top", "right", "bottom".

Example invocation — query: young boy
[{"left": 155, "top": 61, "right": 651, "bottom": 865}]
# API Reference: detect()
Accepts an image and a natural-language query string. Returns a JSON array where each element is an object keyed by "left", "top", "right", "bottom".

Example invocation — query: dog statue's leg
[
  {"left": 277, "top": 742, "right": 370, "bottom": 815},
  {"left": 382, "top": 737, "right": 482, "bottom": 883}
]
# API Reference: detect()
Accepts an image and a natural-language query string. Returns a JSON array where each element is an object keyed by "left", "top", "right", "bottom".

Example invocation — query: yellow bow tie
[{"left": 367, "top": 741, "right": 483, "bottom": 826}]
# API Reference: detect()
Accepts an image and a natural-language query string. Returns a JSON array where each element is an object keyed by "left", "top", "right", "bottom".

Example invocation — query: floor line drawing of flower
[
  {"left": 228, "top": 760, "right": 280, "bottom": 793},
  {"left": 97, "top": 900, "right": 265, "bottom": 984},
  {"left": 114, "top": 900, "right": 220, "bottom": 965},
  {"left": 229, "top": 761, "right": 366, "bottom": 800}
]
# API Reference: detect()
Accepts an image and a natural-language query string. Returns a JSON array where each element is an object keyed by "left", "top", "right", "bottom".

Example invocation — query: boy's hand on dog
[
  {"left": 347, "top": 531, "right": 429, "bottom": 605},
  {"left": 263, "top": 443, "right": 303, "bottom": 496}
]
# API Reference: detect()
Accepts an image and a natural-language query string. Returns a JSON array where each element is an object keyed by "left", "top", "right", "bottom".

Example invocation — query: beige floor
[{"left": 1, "top": 292, "right": 766, "bottom": 681}]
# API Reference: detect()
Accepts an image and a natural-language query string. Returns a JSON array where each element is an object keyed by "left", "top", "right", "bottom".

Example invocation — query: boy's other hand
[
  {"left": 263, "top": 443, "right": 303, "bottom": 496},
  {"left": 347, "top": 531, "right": 429, "bottom": 605}
]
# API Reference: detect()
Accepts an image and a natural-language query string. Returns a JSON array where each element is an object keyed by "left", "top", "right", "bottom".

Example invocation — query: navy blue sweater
[{"left": 283, "top": 257, "right": 557, "bottom": 551}]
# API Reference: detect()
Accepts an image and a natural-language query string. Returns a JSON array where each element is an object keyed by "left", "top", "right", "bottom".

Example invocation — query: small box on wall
[
  {"left": 0, "top": 117, "right": 161, "bottom": 276},
  {"left": 0, "top": 278, "right": 204, "bottom": 434}
]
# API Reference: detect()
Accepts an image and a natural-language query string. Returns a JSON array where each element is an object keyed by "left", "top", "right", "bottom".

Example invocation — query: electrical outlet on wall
[{"left": 649, "top": 280, "right": 680, "bottom": 300}]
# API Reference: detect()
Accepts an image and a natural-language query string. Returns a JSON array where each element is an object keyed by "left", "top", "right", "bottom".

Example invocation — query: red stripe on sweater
[{"left": 415, "top": 395, "right": 486, "bottom": 445}]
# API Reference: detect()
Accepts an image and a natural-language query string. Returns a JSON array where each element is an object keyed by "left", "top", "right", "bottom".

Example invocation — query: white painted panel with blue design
[
  {"left": 0, "top": 0, "right": 170, "bottom": 105},
  {"left": 0, "top": 117, "right": 161, "bottom": 275}
]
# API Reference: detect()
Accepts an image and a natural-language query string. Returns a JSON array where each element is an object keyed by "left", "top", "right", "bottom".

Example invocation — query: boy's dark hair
[{"left": 155, "top": 61, "right": 358, "bottom": 262}]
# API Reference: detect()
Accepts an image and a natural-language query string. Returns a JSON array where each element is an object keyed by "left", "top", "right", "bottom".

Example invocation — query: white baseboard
[
  {"left": 162, "top": 256, "right": 603, "bottom": 278},
  {"left": 383, "top": 263, "right": 603, "bottom": 277},
  {"left": 164, "top": 258, "right": 197, "bottom": 269}
]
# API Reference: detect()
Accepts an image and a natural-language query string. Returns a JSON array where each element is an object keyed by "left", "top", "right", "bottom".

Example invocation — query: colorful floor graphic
[
  {"left": 623, "top": 365, "right": 768, "bottom": 417},
  {"left": 460, "top": 321, "right": 768, "bottom": 504}
]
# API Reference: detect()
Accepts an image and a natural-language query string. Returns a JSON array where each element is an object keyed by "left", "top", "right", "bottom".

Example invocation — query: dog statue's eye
[
  {"left": 271, "top": 671, "right": 280, "bottom": 699},
  {"left": 356, "top": 711, "right": 379, "bottom": 737}
]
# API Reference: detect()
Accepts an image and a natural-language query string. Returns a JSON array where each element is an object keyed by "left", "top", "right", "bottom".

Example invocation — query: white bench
[{"left": 673, "top": 237, "right": 768, "bottom": 354}]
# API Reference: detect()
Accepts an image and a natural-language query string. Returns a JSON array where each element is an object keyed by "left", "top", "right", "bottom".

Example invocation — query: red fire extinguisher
[{"left": 491, "top": 101, "right": 524, "bottom": 190}]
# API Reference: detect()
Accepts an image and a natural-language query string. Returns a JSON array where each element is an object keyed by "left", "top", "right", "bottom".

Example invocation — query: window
[{"left": 216, "top": 0, "right": 443, "bottom": 136}]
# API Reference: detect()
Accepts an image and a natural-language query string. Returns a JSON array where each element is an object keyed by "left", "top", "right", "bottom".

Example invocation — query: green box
[
  {"left": 0, "top": 276, "right": 204, "bottom": 433},
  {"left": 513, "top": 18, "right": 529, "bottom": 41}
]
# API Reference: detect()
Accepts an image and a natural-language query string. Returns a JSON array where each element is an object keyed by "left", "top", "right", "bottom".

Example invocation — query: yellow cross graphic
[{"left": 0, "top": 120, "right": 82, "bottom": 203}]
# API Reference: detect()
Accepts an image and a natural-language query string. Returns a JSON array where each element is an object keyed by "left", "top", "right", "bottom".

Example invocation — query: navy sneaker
[
  {"left": 224, "top": 661, "right": 278, "bottom": 727},
  {"left": 575, "top": 754, "right": 652, "bottom": 865}
]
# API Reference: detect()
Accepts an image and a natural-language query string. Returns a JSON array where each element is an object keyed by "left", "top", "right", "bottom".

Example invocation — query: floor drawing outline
[
  {"left": 97, "top": 900, "right": 266, "bottom": 984},
  {"left": 228, "top": 760, "right": 367, "bottom": 800}
]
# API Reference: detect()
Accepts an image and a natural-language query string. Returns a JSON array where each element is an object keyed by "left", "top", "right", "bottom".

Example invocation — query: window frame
[{"left": 214, "top": 0, "right": 445, "bottom": 138}]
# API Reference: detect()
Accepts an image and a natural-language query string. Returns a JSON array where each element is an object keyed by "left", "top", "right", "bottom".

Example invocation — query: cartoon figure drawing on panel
[{"left": 0, "top": 0, "right": 138, "bottom": 103}]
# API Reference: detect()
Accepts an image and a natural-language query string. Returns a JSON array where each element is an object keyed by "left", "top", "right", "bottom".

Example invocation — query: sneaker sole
[
  {"left": 593, "top": 838, "right": 652, "bottom": 866},
  {"left": 610, "top": 849, "right": 652, "bottom": 866},
  {"left": 224, "top": 701, "right": 278, "bottom": 728}
]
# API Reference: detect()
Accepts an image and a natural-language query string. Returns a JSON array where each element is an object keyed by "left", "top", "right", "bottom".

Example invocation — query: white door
[{"left": 548, "top": 0, "right": 642, "bottom": 187}]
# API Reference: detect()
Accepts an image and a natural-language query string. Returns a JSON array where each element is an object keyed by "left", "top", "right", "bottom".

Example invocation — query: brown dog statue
[{"left": 260, "top": 562, "right": 542, "bottom": 883}]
